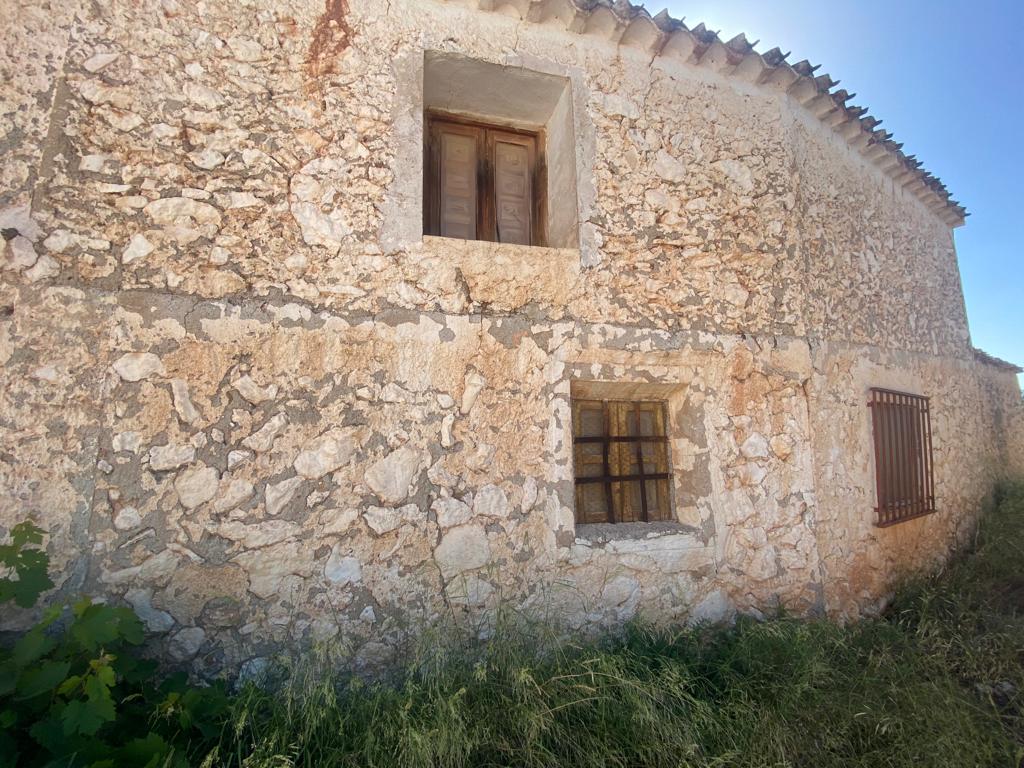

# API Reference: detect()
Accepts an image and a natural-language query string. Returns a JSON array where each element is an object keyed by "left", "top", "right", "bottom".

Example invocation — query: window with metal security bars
[
  {"left": 572, "top": 399, "right": 673, "bottom": 524},
  {"left": 868, "top": 388, "right": 936, "bottom": 527},
  {"left": 424, "top": 112, "right": 546, "bottom": 247}
]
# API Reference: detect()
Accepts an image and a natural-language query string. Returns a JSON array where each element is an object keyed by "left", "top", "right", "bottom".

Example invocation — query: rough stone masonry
[{"left": 2, "top": 0, "right": 1022, "bottom": 675}]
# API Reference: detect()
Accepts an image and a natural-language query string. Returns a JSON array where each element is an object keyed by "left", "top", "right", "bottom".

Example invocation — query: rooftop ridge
[
  {"left": 442, "top": 0, "right": 967, "bottom": 227},
  {"left": 973, "top": 348, "right": 1023, "bottom": 374}
]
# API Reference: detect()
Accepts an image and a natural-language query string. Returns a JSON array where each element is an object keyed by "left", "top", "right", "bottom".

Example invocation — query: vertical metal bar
[
  {"left": 889, "top": 392, "right": 898, "bottom": 525},
  {"left": 884, "top": 393, "right": 892, "bottom": 528},
  {"left": 870, "top": 390, "right": 884, "bottom": 524},
  {"left": 633, "top": 402, "right": 649, "bottom": 523},
  {"left": 909, "top": 395, "right": 918, "bottom": 516},
  {"left": 602, "top": 401, "right": 615, "bottom": 524},
  {"left": 913, "top": 397, "right": 921, "bottom": 518},
  {"left": 904, "top": 394, "right": 914, "bottom": 517},
  {"left": 891, "top": 393, "right": 898, "bottom": 519},
  {"left": 909, "top": 396, "right": 918, "bottom": 518},
  {"left": 881, "top": 391, "right": 890, "bottom": 525},
  {"left": 895, "top": 393, "right": 905, "bottom": 519},
  {"left": 901, "top": 397, "right": 909, "bottom": 518},
  {"left": 877, "top": 394, "right": 884, "bottom": 523},
  {"left": 924, "top": 398, "right": 935, "bottom": 510},
  {"left": 921, "top": 397, "right": 929, "bottom": 518}
]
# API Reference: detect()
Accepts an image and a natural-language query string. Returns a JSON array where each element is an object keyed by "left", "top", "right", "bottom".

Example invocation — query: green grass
[{"left": 199, "top": 480, "right": 1024, "bottom": 768}]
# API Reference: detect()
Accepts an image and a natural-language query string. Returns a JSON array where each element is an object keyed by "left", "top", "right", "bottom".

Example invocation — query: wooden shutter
[
  {"left": 425, "top": 113, "right": 544, "bottom": 245},
  {"left": 489, "top": 131, "right": 535, "bottom": 246},
  {"left": 426, "top": 121, "right": 482, "bottom": 240}
]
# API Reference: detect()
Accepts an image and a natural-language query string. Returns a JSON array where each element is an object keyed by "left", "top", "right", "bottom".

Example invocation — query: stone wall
[{"left": 2, "top": 0, "right": 1021, "bottom": 673}]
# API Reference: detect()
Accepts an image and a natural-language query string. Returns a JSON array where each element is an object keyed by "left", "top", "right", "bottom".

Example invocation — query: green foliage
[
  {"left": 2, "top": 480, "right": 1023, "bottom": 767},
  {"left": 0, "top": 526, "right": 229, "bottom": 768},
  {"left": 0, "top": 522, "right": 54, "bottom": 608}
]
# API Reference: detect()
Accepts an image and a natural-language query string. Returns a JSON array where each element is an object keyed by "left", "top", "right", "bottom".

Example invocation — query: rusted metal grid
[
  {"left": 868, "top": 387, "right": 936, "bottom": 527},
  {"left": 573, "top": 399, "right": 672, "bottom": 524}
]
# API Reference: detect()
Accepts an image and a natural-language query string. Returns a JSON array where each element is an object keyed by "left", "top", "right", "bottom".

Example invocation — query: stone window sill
[
  {"left": 422, "top": 235, "right": 577, "bottom": 255},
  {"left": 574, "top": 521, "right": 698, "bottom": 545},
  {"left": 416, "top": 235, "right": 581, "bottom": 313}
]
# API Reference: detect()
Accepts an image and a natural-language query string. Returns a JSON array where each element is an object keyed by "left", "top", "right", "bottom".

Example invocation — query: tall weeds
[{"left": 199, "top": 480, "right": 1024, "bottom": 767}]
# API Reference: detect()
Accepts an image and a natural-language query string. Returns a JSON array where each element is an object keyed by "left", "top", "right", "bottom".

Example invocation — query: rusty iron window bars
[
  {"left": 868, "top": 387, "right": 936, "bottom": 527},
  {"left": 572, "top": 399, "right": 672, "bottom": 524}
]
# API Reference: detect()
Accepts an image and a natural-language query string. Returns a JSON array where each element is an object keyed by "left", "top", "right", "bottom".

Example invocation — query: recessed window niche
[{"left": 422, "top": 51, "right": 580, "bottom": 249}]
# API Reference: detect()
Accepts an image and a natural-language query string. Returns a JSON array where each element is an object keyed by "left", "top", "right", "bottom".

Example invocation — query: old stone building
[{"left": 2, "top": 0, "right": 1022, "bottom": 673}]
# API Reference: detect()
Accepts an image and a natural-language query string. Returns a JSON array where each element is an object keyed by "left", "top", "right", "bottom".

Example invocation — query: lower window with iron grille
[
  {"left": 868, "top": 387, "right": 936, "bottom": 527},
  {"left": 572, "top": 399, "right": 673, "bottom": 524}
]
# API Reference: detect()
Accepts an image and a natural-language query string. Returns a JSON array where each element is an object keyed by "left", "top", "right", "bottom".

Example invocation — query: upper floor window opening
[{"left": 421, "top": 51, "right": 580, "bottom": 249}]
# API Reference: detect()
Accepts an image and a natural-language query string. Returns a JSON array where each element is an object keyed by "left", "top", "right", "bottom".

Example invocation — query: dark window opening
[
  {"left": 572, "top": 399, "right": 673, "bottom": 524},
  {"left": 424, "top": 112, "right": 546, "bottom": 246},
  {"left": 868, "top": 387, "right": 936, "bottom": 527}
]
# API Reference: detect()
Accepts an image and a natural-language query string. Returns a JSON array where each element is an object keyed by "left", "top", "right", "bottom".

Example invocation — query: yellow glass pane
[
  {"left": 636, "top": 402, "right": 666, "bottom": 437},
  {"left": 574, "top": 443, "right": 605, "bottom": 478},
  {"left": 574, "top": 401, "right": 604, "bottom": 438},
  {"left": 608, "top": 440, "right": 632, "bottom": 478},
  {"left": 645, "top": 479, "right": 671, "bottom": 521},
  {"left": 611, "top": 480, "right": 641, "bottom": 523},
  {"left": 576, "top": 483, "right": 608, "bottom": 524},
  {"left": 639, "top": 441, "right": 669, "bottom": 473}
]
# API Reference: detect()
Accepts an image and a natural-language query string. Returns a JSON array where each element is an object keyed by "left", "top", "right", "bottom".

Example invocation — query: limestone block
[
  {"left": 460, "top": 371, "right": 486, "bottom": 414},
  {"left": 122, "top": 233, "right": 154, "bottom": 264},
  {"left": 148, "top": 444, "right": 195, "bottom": 471},
  {"left": 435, "top": 524, "right": 490, "bottom": 579},
  {"left": 473, "top": 485, "right": 510, "bottom": 518},
  {"left": 325, "top": 547, "right": 362, "bottom": 586},
  {"left": 653, "top": 149, "right": 686, "bottom": 182},
  {"left": 446, "top": 574, "right": 493, "bottom": 607},
  {"left": 233, "top": 375, "right": 278, "bottom": 404},
  {"left": 144, "top": 197, "right": 221, "bottom": 226},
  {"left": 217, "top": 520, "right": 300, "bottom": 549},
  {"left": 113, "top": 352, "right": 164, "bottom": 382},
  {"left": 432, "top": 497, "right": 472, "bottom": 528},
  {"left": 170, "top": 378, "right": 201, "bottom": 424},
  {"left": 214, "top": 477, "right": 255, "bottom": 514},
  {"left": 6, "top": 236, "right": 38, "bottom": 268},
  {"left": 265, "top": 476, "right": 303, "bottom": 516},
  {"left": 234, "top": 541, "right": 311, "bottom": 599},
  {"left": 113, "top": 506, "right": 142, "bottom": 531},
  {"left": 168, "top": 627, "right": 206, "bottom": 661},
  {"left": 740, "top": 433, "right": 769, "bottom": 459},
  {"left": 125, "top": 588, "right": 174, "bottom": 633},
  {"left": 294, "top": 430, "right": 358, "bottom": 479},
  {"left": 364, "top": 446, "right": 422, "bottom": 505},
  {"left": 601, "top": 575, "right": 640, "bottom": 607},
  {"left": 242, "top": 413, "right": 288, "bottom": 453},
  {"left": 363, "top": 503, "right": 419, "bottom": 535},
  {"left": 83, "top": 52, "right": 119, "bottom": 72},
  {"left": 174, "top": 464, "right": 220, "bottom": 509}
]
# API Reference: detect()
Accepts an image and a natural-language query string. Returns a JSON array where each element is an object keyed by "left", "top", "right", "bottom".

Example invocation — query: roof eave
[{"left": 442, "top": 0, "right": 967, "bottom": 225}]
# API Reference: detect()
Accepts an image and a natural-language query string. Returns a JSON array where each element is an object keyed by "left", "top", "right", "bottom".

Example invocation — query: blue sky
[{"left": 661, "top": 0, "right": 1023, "bottom": 384}]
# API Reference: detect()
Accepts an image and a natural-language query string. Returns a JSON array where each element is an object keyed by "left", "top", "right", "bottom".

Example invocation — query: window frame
[
  {"left": 868, "top": 387, "right": 936, "bottom": 527},
  {"left": 571, "top": 398, "right": 674, "bottom": 525},
  {"left": 424, "top": 110, "right": 547, "bottom": 247}
]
